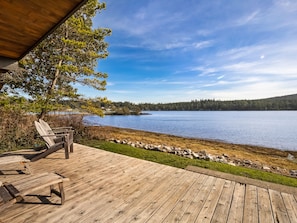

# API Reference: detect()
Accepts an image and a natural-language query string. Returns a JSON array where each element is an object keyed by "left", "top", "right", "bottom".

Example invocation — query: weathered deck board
[
  {"left": 227, "top": 183, "right": 246, "bottom": 222},
  {"left": 281, "top": 192, "right": 297, "bottom": 222},
  {"left": 243, "top": 185, "right": 258, "bottom": 223},
  {"left": 211, "top": 180, "right": 236, "bottom": 223},
  {"left": 1, "top": 143, "right": 297, "bottom": 223},
  {"left": 269, "top": 189, "right": 290, "bottom": 222},
  {"left": 194, "top": 178, "right": 226, "bottom": 223},
  {"left": 257, "top": 187, "right": 275, "bottom": 223}
]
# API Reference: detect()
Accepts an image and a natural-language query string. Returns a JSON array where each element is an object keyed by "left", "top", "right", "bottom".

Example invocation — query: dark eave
[{"left": 0, "top": 0, "right": 88, "bottom": 71}]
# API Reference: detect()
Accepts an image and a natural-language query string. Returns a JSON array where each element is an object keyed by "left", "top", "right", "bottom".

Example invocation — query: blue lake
[{"left": 83, "top": 111, "right": 297, "bottom": 151}]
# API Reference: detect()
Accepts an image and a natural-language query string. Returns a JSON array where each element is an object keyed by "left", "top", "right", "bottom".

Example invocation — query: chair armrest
[
  {"left": 52, "top": 127, "right": 73, "bottom": 130},
  {"left": 38, "top": 134, "right": 68, "bottom": 138},
  {"left": 52, "top": 130, "right": 74, "bottom": 134}
]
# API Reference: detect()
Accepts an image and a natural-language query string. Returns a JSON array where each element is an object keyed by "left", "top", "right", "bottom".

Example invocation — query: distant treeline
[
  {"left": 138, "top": 94, "right": 297, "bottom": 111},
  {"left": 61, "top": 94, "right": 297, "bottom": 112}
]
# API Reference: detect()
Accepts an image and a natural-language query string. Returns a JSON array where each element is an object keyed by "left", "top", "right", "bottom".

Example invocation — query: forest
[
  {"left": 138, "top": 94, "right": 297, "bottom": 111},
  {"left": 62, "top": 93, "right": 297, "bottom": 113},
  {"left": 121, "top": 94, "right": 297, "bottom": 112}
]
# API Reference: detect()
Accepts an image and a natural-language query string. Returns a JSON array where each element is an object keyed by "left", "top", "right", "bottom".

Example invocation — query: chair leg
[
  {"left": 64, "top": 136, "right": 69, "bottom": 159},
  {"left": 70, "top": 143, "right": 74, "bottom": 153},
  {"left": 50, "top": 185, "right": 54, "bottom": 196},
  {"left": 49, "top": 183, "right": 65, "bottom": 204},
  {"left": 64, "top": 147, "right": 69, "bottom": 159},
  {"left": 58, "top": 182, "right": 65, "bottom": 205}
]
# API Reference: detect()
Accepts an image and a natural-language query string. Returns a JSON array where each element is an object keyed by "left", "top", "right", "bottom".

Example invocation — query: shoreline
[{"left": 86, "top": 125, "right": 297, "bottom": 177}]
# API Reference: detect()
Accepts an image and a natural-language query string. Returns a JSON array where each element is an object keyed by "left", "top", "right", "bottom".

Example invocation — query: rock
[
  {"left": 152, "top": 145, "right": 161, "bottom": 151},
  {"left": 287, "top": 153, "right": 295, "bottom": 161},
  {"left": 223, "top": 153, "right": 229, "bottom": 158},
  {"left": 290, "top": 170, "right": 297, "bottom": 177},
  {"left": 262, "top": 166, "right": 271, "bottom": 171},
  {"left": 184, "top": 149, "right": 192, "bottom": 155},
  {"left": 243, "top": 160, "right": 252, "bottom": 165},
  {"left": 200, "top": 150, "right": 207, "bottom": 156},
  {"left": 205, "top": 154, "right": 214, "bottom": 161},
  {"left": 183, "top": 154, "right": 193, "bottom": 159},
  {"left": 192, "top": 152, "right": 200, "bottom": 159},
  {"left": 163, "top": 146, "right": 173, "bottom": 153},
  {"left": 216, "top": 156, "right": 227, "bottom": 163},
  {"left": 228, "top": 162, "right": 236, "bottom": 166}
]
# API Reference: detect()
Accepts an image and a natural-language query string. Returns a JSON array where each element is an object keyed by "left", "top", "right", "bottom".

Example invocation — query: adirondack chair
[
  {"left": 0, "top": 172, "right": 69, "bottom": 211},
  {"left": 33, "top": 121, "right": 70, "bottom": 161},
  {"left": 39, "top": 119, "right": 74, "bottom": 153}
]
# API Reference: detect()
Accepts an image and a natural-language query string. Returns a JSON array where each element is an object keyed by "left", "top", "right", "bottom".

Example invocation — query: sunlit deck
[{"left": 1, "top": 143, "right": 297, "bottom": 223}]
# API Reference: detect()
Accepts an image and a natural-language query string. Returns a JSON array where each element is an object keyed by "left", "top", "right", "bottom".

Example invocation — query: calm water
[{"left": 83, "top": 111, "right": 297, "bottom": 151}]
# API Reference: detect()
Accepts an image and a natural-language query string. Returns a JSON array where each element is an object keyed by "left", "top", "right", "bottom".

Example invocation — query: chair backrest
[
  {"left": 34, "top": 121, "right": 55, "bottom": 148},
  {"left": 39, "top": 119, "right": 56, "bottom": 137}
]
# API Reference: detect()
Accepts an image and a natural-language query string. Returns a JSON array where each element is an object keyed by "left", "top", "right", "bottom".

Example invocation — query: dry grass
[{"left": 86, "top": 126, "right": 297, "bottom": 172}]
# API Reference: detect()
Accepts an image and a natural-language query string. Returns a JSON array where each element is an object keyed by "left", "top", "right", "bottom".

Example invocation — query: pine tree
[{"left": 10, "top": 0, "right": 111, "bottom": 118}]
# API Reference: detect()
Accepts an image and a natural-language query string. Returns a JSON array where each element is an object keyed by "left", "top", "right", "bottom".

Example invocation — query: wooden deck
[{"left": 1, "top": 143, "right": 297, "bottom": 223}]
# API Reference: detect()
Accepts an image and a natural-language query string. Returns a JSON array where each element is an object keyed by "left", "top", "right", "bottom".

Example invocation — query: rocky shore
[
  {"left": 86, "top": 126, "right": 297, "bottom": 178},
  {"left": 109, "top": 138, "right": 297, "bottom": 178}
]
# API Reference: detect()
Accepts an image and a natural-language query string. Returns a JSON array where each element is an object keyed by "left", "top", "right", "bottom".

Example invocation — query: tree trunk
[
  {"left": 0, "top": 82, "right": 4, "bottom": 91},
  {"left": 39, "top": 109, "right": 46, "bottom": 120},
  {"left": 0, "top": 73, "right": 5, "bottom": 90},
  {"left": 38, "top": 21, "right": 68, "bottom": 118}
]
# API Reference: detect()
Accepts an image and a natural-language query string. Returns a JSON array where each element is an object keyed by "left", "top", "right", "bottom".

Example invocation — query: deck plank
[
  {"left": 162, "top": 174, "right": 206, "bottom": 223},
  {"left": 0, "top": 143, "right": 296, "bottom": 223},
  {"left": 282, "top": 192, "right": 297, "bottom": 223},
  {"left": 257, "top": 187, "right": 275, "bottom": 223},
  {"left": 211, "top": 180, "right": 236, "bottom": 223},
  {"left": 194, "top": 178, "right": 226, "bottom": 223},
  {"left": 113, "top": 169, "right": 195, "bottom": 223},
  {"left": 179, "top": 176, "right": 217, "bottom": 222},
  {"left": 227, "top": 183, "right": 246, "bottom": 223},
  {"left": 269, "top": 189, "right": 290, "bottom": 223},
  {"left": 243, "top": 184, "right": 258, "bottom": 223}
]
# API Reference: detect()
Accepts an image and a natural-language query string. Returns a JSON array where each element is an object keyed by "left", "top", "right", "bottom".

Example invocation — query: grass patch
[{"left": 81, "top": 140, "right": 297, "bottom": 187}]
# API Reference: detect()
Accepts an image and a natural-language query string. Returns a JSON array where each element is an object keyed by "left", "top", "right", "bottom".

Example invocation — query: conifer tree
[{"left": 10, "top": 0, "right": 111, "bottom": 118}]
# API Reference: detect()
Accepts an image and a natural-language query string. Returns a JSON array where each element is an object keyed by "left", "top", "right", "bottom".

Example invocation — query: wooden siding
[
  {"left": 0, "top": 0, "right": 87, "bottom": 60},
  {"left": 0, "top": 143, "right": 297, "bottom": 223}
]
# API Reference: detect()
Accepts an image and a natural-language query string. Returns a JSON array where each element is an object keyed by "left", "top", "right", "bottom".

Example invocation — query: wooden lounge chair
[
  {"left": 33, "top": 121, "right": 70, "bottom": 161},
  {"left": 0, "top": 172, "right": 69, "bottom": 211},
  {"left": 39, "top": 119, "right": 74, "bottom": 153}
]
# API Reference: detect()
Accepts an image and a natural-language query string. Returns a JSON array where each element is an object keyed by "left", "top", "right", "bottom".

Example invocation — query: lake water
[{"left": 83, "top": 111, "right": 297, "bottom": 151}]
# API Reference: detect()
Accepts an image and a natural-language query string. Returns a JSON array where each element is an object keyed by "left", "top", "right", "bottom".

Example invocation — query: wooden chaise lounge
[
  {"left": 0, "top": 155, "right": 32, "bottom": 174},
  {"left": 0, "top": 172, "right": 69, "bottom": 211}
]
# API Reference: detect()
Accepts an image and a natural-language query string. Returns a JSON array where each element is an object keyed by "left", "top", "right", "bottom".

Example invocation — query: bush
[
  {"left": 0, "top": 109, "right": 88, "bottom": 153},
  {"left": 0, "top": 109, "right": 37, "bottom": 152}
]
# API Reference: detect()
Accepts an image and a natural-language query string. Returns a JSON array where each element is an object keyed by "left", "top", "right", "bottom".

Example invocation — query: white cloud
[
  {"left": 235, "top": 10, "right": 260, "bottom": 26},
  {"left": 193, "top": 41, "right": 213, "bottom": 49},
  {"left": 91, "top": 0, "right": 297, "bottom": 103}
]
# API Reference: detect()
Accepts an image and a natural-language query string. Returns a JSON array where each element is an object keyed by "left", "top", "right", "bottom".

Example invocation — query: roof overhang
[{"left": 0, "top": 0, "right": 88, "bottom": 72}]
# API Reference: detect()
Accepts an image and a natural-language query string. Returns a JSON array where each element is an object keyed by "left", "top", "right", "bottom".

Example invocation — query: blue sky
[{"left": 81, "top": 0, "right": 297, "bottom": 103}]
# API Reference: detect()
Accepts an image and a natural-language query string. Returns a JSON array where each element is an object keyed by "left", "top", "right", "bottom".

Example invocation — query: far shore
[{"left": 86, "top": 125, "right": 297, "bottom": 176}]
